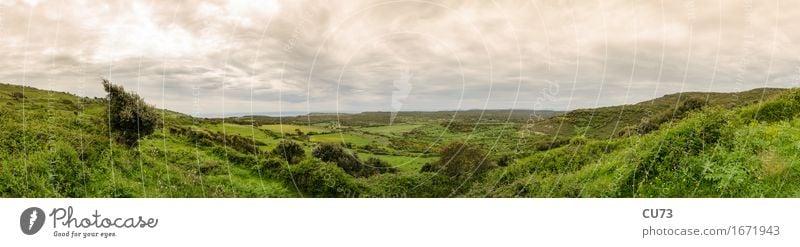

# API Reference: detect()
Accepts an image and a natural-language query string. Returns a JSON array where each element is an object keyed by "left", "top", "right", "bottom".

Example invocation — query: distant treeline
[{"left": 211, "top": 109, "right": 564, "bottom": 126}]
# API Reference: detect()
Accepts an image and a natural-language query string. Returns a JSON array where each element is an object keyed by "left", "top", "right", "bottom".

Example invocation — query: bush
[
  {"left": 102, "top": 79, "right": 160, "bottom": 146},
  {"left": 11, "top": 92, "right": 25, "bottom": 101},
  {"left": 364, "top": 157, "right": 398, "bottom": 174},
  {"left": 741, "top": 91, "right": 800, "bottom": 123},
  {"left": 251, "top": 157, "right": 285, "bottom": 175},
  {"left": 497, "top": 155, "right": 514, "bottom": 167},
  {"left": 37, "top": 141, "right": 88, "bottom": 197},
  {"left": 364, "top": 172, "right": 455, "bottom": 197},
  {"left": 627, "top": 109, "right": 731, "bottom": 196},
  {"left": 281, "top": 159, "right": 366, "bottom": 197},
  {"left": 429, "top": 141, "right": 496, "bottom": 179},
  {"left": 636, "top": 97, "right": 707, "bottom": 134},
  {"left": 271, "top": 140, "right": 305, "bottom": 164},
  {"left": 312, "top": 143, "right": 394, "bottom": 177}
]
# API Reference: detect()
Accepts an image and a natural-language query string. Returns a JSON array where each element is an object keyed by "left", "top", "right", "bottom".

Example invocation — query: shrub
[
  {"left": 271, "top": 140, "right": 305, "bottom": 164},
  {"left": 497, "top": 155, "right": 514, "bottom": 167},
  {"left": 281, "top": 159, "right": 366, "bottom": 197},
  {"left": 251, "top": 157, "right": 285, "bottom": 175},
  {"left": 419, "top": 162, "right": 435, "bottom": 172},
  {"left": 11, "top": 92, "right": 25, "bottom": 101},
  {"left": 741, "top": 91, "right": 800, "bottom": 123},
  {"left": 311, "top": 143, "right": 394, "bottom": 177},
  {"left": 429, "top": 141, "right": 496, "bottom": 179},
  {"left": 364, "top": 157, "right": 398, "bottom": 174},
  {"left": 364, "top": 172, "right": 455, "bottom": 197},
  {"left": 312, "top": 143, "right": 362, "bottom": 173},
  {"left": 636, "top": 97, "right": 707, "bottom": 134},
  {"left": 627, "top": 109, "right": 731, "bottom": 196},
  {"left": 102, "top": 79, "right": 160, "bottom": 146},
  {"left": 47, "top": 141, "right": 89, "bottom": 197}
]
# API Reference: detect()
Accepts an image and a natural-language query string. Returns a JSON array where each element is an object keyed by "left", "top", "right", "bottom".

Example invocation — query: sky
[{"left": 0, "top": 0, "right": 798, "bottom": 116}]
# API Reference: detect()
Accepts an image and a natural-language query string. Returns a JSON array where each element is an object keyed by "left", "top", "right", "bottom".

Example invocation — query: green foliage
[
  {"left": 311, "top": 143, "right": 394, "bottom": 177},
  {"left": 741, "top": 90, "right": 800, "bottom": 123},
  {"left": 626, "top": 109, "right": 731, "bottom": 196},
  {"left": 635, "top": 97, "right": 707, "bottom": 135},
  {"left": 11, "top": 91, "right": 25, "bottom": 101},
  {"left": 102, "top": 79, "right": 160, "bottom": 146},
  {"left": 429, "top": 141, "right": 496, "bottom": 179},
  {"left": 272, "top": 140, "right": 305, "bottom": 164},
  {"left": 4, "top": 83, "right": 800, "bottom": 198},
  {"left": 364, "top": 157, "right": 398, "bottom": 174},
  {"left": 281, "top": 159, "right": 366, "bottom": 197},
  {"left": 497, "top": 155, "right": 514, "bottom": 167}
]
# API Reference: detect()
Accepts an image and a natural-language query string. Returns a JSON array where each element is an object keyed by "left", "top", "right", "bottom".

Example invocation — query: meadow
[{"left": 1, "top": 82, "right": 798, "bottom": 198}]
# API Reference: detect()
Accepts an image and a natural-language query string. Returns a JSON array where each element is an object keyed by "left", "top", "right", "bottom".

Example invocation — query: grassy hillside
[
  {"left": 521, "top": 88, "right": 785, "bottom": 149},
  {"left": 0, "top": 83, "right": 296, "bottom": 197},
  {"left": 1, "top": 82, "right": 798, "bottom": 198}
]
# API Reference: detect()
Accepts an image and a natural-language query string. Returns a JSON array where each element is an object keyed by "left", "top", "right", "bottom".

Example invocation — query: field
[
  {"left": 358, "top": 124, "right": 424, "bottom": 136},
  {"left": 260, "top": 124, "right": 331, "bottom": 135},
  {"left": 2, "top": 82, "right": 800, "bottom": 198}
]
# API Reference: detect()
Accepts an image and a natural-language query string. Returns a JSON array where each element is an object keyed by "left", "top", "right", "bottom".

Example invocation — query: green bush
[
  {"left": 364, "top": 172, "right": 455, "bottom": 197},
  {"left": 11, "top": 92, "right": 25, "bottom": 101},
  {"left": 280, "top": 159, "right": 366, "bottom": 197},
  {"left": 364, "top": 157, "right": 398, "bottom": 174},
  {"left": 47, "top": 141, "right": 89, "bottom": 197},
  {"left": 102, "top": 79, "right": 160, "bottom": 146},
  {"left": 636, "top": 97, "right": 706, "bottom": 134},
  {"left": 311, "top": 143, "right": 394, "bottom": 177},
  {"left": 251, "top": 157, "right": 285, "bottom": 175},
  {"left": 271, "top": 140, "right": 305, "bottom": 164},
  {"left": 429, "top": 141, "right": 496, "bottom": 179},
  {"left": 741, "top": 91, "right": 800, "bottom": 123},
  {"left": 627, "top": 109, "right": 731, "bottom": 196}
]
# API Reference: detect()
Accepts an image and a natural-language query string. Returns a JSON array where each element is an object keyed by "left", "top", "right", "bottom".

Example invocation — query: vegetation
[
  {"left": 272, "top": 140, "right": 305, "bottom": 164},
  {"left": 102, "top": 79, "right": 160, "bottom": 146},
  {"left": 427, "top": 141, "right": 496, "bottom": 179},
  {"left": 1, "top": 82, "right": 799, "bottom": 198}
]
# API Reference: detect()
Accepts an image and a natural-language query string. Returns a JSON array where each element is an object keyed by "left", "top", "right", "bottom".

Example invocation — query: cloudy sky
[{"left": 1, "top": 0, "right": 798, "bottom": 116}]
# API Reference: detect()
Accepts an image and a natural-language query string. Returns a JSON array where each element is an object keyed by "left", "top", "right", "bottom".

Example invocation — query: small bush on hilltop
[{"left": 102, "top": 79, "right": 160, "bottom": 146}]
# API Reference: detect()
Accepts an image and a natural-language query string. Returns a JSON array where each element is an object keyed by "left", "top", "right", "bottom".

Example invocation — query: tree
[
  {"left": 271, "top": 139, "right": 305, "bottom": 164},
  {"left": 431, "top": 141, "right": 496, "bottom": 179},
  {"left": 102, "top": 79, "right": 160, "bottom": 146}
]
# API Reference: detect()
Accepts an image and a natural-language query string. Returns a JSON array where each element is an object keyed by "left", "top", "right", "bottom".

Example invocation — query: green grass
[
  {"left": 310, "top": 132, "right": 378, "bottom": 146},
  {"left": 359, "top": 124, "right": 423, "bottom": 136},
  {"left": 260, "top": 124, "right": 330, "bottom": 134},
  {"left": 358, "top": 153, "right": 437, "bottom": 174},
  {"left": 3, "top": 82, "right": 800, "bottom": 198},
  {"left": 201, "top": 123, "right": 280, "bottom": 149}
]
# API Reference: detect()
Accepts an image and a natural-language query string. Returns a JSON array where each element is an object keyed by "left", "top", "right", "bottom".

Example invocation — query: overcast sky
[{"left": 1, "top": 0, "right": 798, "bottom": 116}]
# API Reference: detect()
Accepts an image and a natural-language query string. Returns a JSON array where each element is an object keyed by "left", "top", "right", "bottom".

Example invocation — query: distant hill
[
  {"left": 524, "top": 88, "right": 786, "bottom": 140},
  {"left": 224, "top": 109, "right": 565, "bottom": 126}
]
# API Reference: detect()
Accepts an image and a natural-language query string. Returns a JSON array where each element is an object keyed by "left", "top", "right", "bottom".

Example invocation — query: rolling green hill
[
  {"left": 1, "top": 82, "right": 799, "bottom": 198},
  {"left": 523, "top": 88, "right": 786, "bottom": 144}
]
